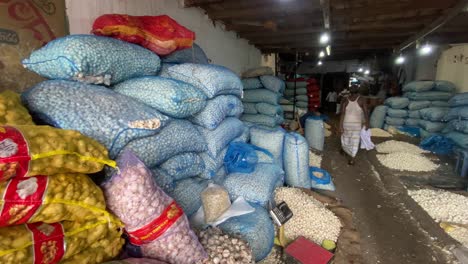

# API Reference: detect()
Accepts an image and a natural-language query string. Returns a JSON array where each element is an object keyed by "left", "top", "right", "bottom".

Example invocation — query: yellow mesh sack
[{"left": 0, "top": 91, "right": 34, "bottom": 126}]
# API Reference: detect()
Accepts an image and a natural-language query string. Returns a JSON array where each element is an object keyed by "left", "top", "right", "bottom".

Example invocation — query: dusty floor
[{"left": 321, "top": 114, "right": 465, "bottom": 264}]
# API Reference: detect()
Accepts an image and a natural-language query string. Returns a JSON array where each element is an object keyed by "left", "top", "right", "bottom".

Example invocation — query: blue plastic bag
[
  {"left": 420, "top": 135, "right": 454, "bottom": 155},
  {"left": 224, "top": 142, "right": 274, "bottom": 174},
  {"left": 309, "top": 167, "right": 336, "bottom": 191}
]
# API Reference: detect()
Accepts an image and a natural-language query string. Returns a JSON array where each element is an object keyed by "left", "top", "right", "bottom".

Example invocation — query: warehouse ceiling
[{"left": 184, "top": 0, "right": 468, "bottom": 60}]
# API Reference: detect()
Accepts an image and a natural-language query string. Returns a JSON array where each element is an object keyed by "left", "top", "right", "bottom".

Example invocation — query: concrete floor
[{"left": 321, "top": 116, "right": 464, "bottom": 264}]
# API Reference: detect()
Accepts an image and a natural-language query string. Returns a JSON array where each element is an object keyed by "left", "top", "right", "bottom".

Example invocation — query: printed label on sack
[
  {"left": 0, "top": 176, "right": 48, "bottom": 226},
  {"left": 0, "top": 126, "right": 30, "bottom": 181},
  {"left": 127, "top": 201, "right": 183, "bottom": 245},
  {"left": 27, "top": 222, "right": 65, "bottom": 264}
]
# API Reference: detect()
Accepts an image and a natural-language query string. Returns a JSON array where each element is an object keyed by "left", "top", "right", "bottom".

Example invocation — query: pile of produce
[
  {"left": 376, "top": 140, "right": 438, "bottom": 172},
  {"left": 370, "top": 128, "right": 392, "bottom": 138},
  {"left": 376, "top": 140, "right": 428, "bottom": 154},
  {"left": 309, "top": 150, "right": 322, "bottom": 167}
]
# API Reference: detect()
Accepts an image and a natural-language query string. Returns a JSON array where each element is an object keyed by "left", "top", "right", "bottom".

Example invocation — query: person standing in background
[
  {"left": 339, "top": 85, "right": 369, "bottom": 165},
  {"left": 325, "top": 89, "right": 337, "bottom": 113}
]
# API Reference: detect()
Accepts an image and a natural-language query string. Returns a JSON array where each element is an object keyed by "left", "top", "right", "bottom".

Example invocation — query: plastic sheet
[
  {"left": 384, "top": 97, "right": 409, "bottom": 109},
  {"left": 283, "top": 133, "right": 311, "bottom": 188},
  {"left": 420, "top": 135, "right": 454, "bottom": 155},
  {"left": 259, "top": 75, "right": 285, "bottom": 93},
  {"left": 114, "top": 77, "right": 207, "bottom": 118},
  {"left": 223, "top": 163, "right": 283, "bottom": 207},
  {"left": 22, "top": 35, "right": 160, "bottom": 85},
  {"left": 22, "top": 80, "right": 170, "bottom": 158},
  {"left": 190, "top": 95, "right": 243, "bottom": 130},
  {"left": 305, "top": 118, "right": 325, "bottom": 151},
  {"left": 168, "top": 177, "right": 209, "bottom": 217},
  {"left": 370, "top": 105, "right": 387, "bottom": 129},
  {"left": 242, "top": 89, "right": 280, "bottom": 104},
  {"left": 218, "top": 203, "right": 274, "bottom": 262},
  {"left": 167, "top": 64, "right": 242, "bottom": 98},
  {"left": 250, "top": 126, "right": 285, "bottom": 166},
  {"left": 121, "top": 120, "right": 207, "bottom": 167},
  {"left": 197, "top": 118, "right": 244, "bottom": 158},
  {"left": 162, "top": 43, "right": 208, "bottom": 64},
  {"left": 242, "top": 78, "right": 263, "bottom": 89}
]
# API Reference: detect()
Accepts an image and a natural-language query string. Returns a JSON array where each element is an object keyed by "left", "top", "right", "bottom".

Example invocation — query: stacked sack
[
  {"left": 0, "top": 94, "right": 124, "bottom": 263},
  {"left": 241, "top": 68, "right": 285, "bottom": 128},
  {"left": 403, "top": 81, "right": 455, "bottom": 138},
  {"left": 443, "top": 92, "right": 468, "bottom": 150},
  {"left": 307, "top": 78, "right": 321, "bottom": 111}
]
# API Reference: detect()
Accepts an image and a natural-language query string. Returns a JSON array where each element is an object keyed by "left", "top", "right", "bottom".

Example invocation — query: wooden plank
[
  {"left": 397, "top": 0, "right": 468, "bottom": 51},
  {"left": 183, "top": 0, "right": 223, "bottom": 7}
]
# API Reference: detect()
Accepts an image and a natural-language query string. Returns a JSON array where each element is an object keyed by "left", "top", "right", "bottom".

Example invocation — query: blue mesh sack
[
  {"left": 259, "top": 75, "right": 285, "bottom": 93},
  {"left": 284, "top": 88, "right": 308, "bottom": 96},
  {"left": 402, "top": 81, "right": 435, "bottom": 92},
  {"left": 408, "top": 110, "right": 421, "bottom": 119},
  {"left": 241, "top": 114, "right": 283, "bottom": 128},
  {"left": 384, "top": 97, "right": 409, "bottom": 109},
  {"left": 404, "top": 91, "right": 454, "bottom": 101},
  {"left": 224, "top": 142, "right": 273, "bottom": 174},
  {"left": 223, "top": 163, "right": 283, "bottom": 207},
  {"left": 168, "top": 177, "right": 209, "bottom": 217},
  {"left": 385, "top": 116, "right": 406, "bottom": 126},
  {"left": 218, "top": 203, "right": 274, "bottom": 262},
  {"left": 233, "top": 125, "right": 250, "bottom": 143},
  {"left": 212, "top": 168, "right": 227, "bottom": 185},
  {"left": 434, "top": 81, "right": 456, "bottom": 92},
  {"left": 166, "top": 63, "right": 242, "bottom": 98},
  {"left": 305, "top": 117, "right": 325, "bottom": 151},
  {"left": 243, "top": 89, "right": 280, "bottom": 104},
  {"left": 445, "top": 106, "right": 468, "bottom": 121},
  {"left": 420, "top": 129, "right": 433, "bottom": 139},
  {"left": 197, "top": 118, "right": 244, "bottom": 157},
  {"left": 405, "top": 118, "right": 421, "bottom": 126},
  {"left": 419, "top": 120, "right": 446, "bottom": 133},
  {"left": 449, "top": 93, "right": 468, "bottom": 107},
  {"left": 121, "top": 120, "right": 207, "bottom": 167},
  {"left": 190, "top": 95, "right": 243, "bottom": 130},
  {"left": 22, "top": 35, "right": 160, "bottom": 85},
  {"left": 283, "top": 133, "right": 311, "bottom": 188},
  {"left": 444, "top": 132, "right": 468, "bottom": 149},
  {"left": 419, "top": 107, "right": 449, "bottom": 122},
  {"left": 420, "top": 135, "right": 454, "bottom": 155},
  {"left": 387, "top": 108, "right": 408, "bottom": 118},
  {"left": 446, "top": 120, "right": 468, "bottom": 134},
  {"left": 250, "top": 126, "right": 285, "bottom": 166},
  {"left": 114, "top": 76, "right": 207, "bottom": 118},
  {"left": 158, "top": 152, "right": 205, "bottom": 180},
  {"left": 22, "top": 80, "right": 170, "bottom": 158},
  {"left": 243, "top": 103, "right": 258, "bottom": 114},
  {"left": 199, "top": 148, "right": 227, "bottom": 179},
  {"left": 161, "top": 43, "right": 208, "bottom": 64},
  {"left": 256, "top": 103, "right": 283, "bottom": 117},
  {"left": 408, "top": 101, "right": 430, "bottom": 110},
  {"left": 431, "top": 101, "right": 450, "bottom": 107},
  {"left": 370, "top": 105, "right": 388, "bottom": 128},
  {"left": 242, "top": 78, "right": 263, "bottom": 90},
  {"left": 149, "top": 168, "right": 175, "bottom": 194},
  {"left": 157, "top": 63, "right": 176, "bottom": 78},
  {"left": 397, "top": 126, "right": 421, "bottom": 137}
]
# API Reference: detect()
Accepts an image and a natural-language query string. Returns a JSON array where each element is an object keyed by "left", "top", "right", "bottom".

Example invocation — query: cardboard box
[{"left": 0, "top": 0, "right": 67, "bottom": 92}]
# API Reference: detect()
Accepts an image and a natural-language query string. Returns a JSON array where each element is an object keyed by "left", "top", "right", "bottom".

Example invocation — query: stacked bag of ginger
[
  {"left": 241, "top": 67, "right": 285, "bottom": 128},
  {"left": 0, "top": 91, "right": 124, "bottom": 263},
  {"left": 370, "top": 80, "right": 455, "bottom": 138}
]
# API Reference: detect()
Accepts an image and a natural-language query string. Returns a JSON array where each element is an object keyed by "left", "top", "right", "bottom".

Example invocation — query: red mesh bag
[{"left": 92, "top": 14, "right": 195, "bottom": 55}]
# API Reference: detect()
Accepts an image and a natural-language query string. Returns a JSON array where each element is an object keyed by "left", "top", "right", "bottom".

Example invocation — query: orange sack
[{"left": 92, "top": 14, "right": 195, "bottom": 55}]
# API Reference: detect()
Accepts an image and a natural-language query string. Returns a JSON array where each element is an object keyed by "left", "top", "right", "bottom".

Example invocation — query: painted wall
[
  {"left": 436, "top": 44, "right": 468, "bottom": 93},
  {"left": 64, "top": 0, "right": 262, "bottom": 75}
]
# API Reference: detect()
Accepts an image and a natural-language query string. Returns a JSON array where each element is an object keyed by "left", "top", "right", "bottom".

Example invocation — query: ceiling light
[
  {"left": 358, "top": 68, "right": 363, "bottom": 72},
  {"left": 364, "top": 70, "right": 370, "bottom": 75},
  {"left": 320, "top": 33, "right": 330, "bottom": 44},
  {"left": 419, "top": 44, "right": 433, "bottom": 56},
  {"left": 319, "top": 51, "right": 325, "bottom": 58},
  {"left": 326, "top": 45, "right": 331, "bottom": 56},
  {"left": 395, "top": 55, "right": 405, "bottom": 65},
  {"left": 317, "top": 60, "right": 323, "bottom": 66}
]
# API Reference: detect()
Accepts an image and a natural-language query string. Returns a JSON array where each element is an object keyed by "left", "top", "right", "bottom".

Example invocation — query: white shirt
[{"left": 326, "top": 92, "right": 337, "bottom": 102}]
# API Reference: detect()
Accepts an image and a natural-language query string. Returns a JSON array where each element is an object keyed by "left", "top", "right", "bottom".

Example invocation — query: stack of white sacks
[
  {"left": 241, "top": 68, "right": 285, "bottom": 128},
  {"left": 371, "top": 80, "right": 455, "bottom": 137}
]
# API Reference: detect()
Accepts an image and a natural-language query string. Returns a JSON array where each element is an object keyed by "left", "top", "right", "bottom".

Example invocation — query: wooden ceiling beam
[
  {"left": 183, "top": 0, "right": 223, "bottom": 7},
  {"left": 249, "top": 33, "right": 412, "bottom": 45}
]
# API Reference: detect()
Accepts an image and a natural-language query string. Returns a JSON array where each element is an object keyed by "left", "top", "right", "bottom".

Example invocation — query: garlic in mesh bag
[
  {"left": 102, "top": 150, "right": 207, "bottom": 264},
  {"left": 0, "top": 125, "right": 115, "bottom": 182},
  {"left": 0, "top": 217, "right": 124, "bottom": 264},
  {"left": 201, "top": 183, "right": 231, "bottom": 223},
  {"left": 0, "top": 91, "right": 33, "bottom": 126}
]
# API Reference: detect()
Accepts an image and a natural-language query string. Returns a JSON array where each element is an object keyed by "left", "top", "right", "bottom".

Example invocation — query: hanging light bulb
[
  {"left": 419, "top": 43, "right": 433, "bottom": 56},
  {"left": 358, "top": 68, "right": 363, "bottom": 72},
  {"left": 320, "top": 33, "right": 330, "bottom": 44},
  {"left": 395, "top": 55, "right": 405, "bottom": 65},
  {"left": 364, "top": 70, "right": 370, "bottom": 75},
  {"left": 317, "top": 60, "right": 323, "bottom": 66},
  {"left": 319, "top": 51, "right": 325, "bottom": 58},
  {"left": 326, "top": 45, "right": 331, "bottom": 56}
]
